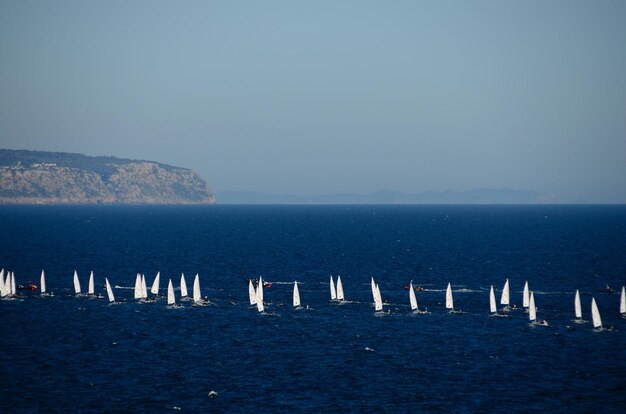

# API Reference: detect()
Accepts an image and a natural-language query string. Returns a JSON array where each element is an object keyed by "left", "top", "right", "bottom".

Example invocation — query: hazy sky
[{"left": 1, "top": 1, "right": 625, "bottom": 202}]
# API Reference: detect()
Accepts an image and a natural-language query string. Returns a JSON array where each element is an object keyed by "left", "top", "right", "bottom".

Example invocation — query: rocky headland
[{"left": 0, "top": 149, "right": 215, "bottom": 204}]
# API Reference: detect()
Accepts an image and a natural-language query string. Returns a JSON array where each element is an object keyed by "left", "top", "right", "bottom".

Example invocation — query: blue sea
[{"left": 1, "top": 205, "right": 626, "bottom": 413}]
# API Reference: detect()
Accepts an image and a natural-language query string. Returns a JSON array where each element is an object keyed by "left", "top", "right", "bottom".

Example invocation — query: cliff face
[{"left": 0, "top": 149, "right": 215, "bottom": 204}]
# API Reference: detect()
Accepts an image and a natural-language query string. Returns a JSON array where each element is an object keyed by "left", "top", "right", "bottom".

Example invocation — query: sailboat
[
  {"left": 500, "top": 278, "right": 510, "bottom": 310},
  {"left": 336, "top": 275, "right": 344, "bottom": 301},
  {"left": 620, "top": 286, "right": 625, "bottom": 316},
  {"left": 371, "top": 277, "right": 377, "bottom": 300},
  {"left": 489, "top": 285, "right": 497, "bottom": 315},
  {"left": 591, "top": 297, "right": 602, "bottom": 329},
  {"left": 574, "top": 289, "right": 583, "bottom": 321},
  {"left": 167, "top": 279, "right": 177, "bottom": 306},
  {"left": 88, "top": 271, "right": 95, "bottom": 295},
  {"left": 1, "top": 270, "right": 11, "bottom": 297},
  {"left": 446, "top": 283, "right": 461, "bottom": 313},
  {"left": 256, "top": 276, "right": 264, "bottom": 312},
  {"left": 180, "top": 273, "right": 188, "bottom": 299},
  {"left": 258, "top": 276, "right": 264, "bottom": 303},
  {"left": 105, "top": 277, "right": 115, "bottom": 303},
  {"left": 528, "top": 292, "right": 536, "bottom": 323},
  {"left": 528, "top": 292, "right": 548, "bottom": 326},
  {"left": 11, "top": 272, "right": 16, "bottom": 296},
  {"left": 192, "top": 274, "right": 204, "bottom": 305},
  {"left": 248, "top": 279, "right": 257, "bottom": 305},
  {"left": 522, "top": 281, "right": 529, "bottom": 309},
  {"left": 373, "top": 282, "right": 383, "bottom": 312},
  {"left": 150, "top": 272, "right": 160, "bottom": 296},
  {"left": 293, "top": 281, "right": 301, "bottom": 308},
  {"left": 73, "top": 270, "right": 81, "bottom": 295},
  {"left": 141, "top": 274, "right": 148, "bottom": 299},
  {"left": 329, "top": 276, "right": 337, "bottom": 301},
  {"left": 134, "top": 273, "right": 142, "bottom": 300},
  {"left": 409, "top": 281, "right": 418, "bottom": 311},
  {"left": 40, "top": 270, "right": 47, "bottom": 295},
  {"left": 0, "top": 269, "right": 5, "bottom": 297}
]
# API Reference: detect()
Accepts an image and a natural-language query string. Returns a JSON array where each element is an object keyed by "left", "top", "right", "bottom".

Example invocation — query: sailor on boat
[{"left": 17, "top": 281, "right": 37, "bottom": 291}]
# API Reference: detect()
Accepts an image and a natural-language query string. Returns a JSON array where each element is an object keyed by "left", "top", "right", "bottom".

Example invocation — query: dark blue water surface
[{"left": 1, "top": 205, "right": 626, "bottom": 413}]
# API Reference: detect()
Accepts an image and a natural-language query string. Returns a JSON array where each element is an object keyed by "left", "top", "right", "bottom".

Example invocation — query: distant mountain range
[
  {"left": 0, "top": 149, "right": 215, "bottom": 204},
  {"left": 218, "top": 189, "right": 557, "bottom": 204}
]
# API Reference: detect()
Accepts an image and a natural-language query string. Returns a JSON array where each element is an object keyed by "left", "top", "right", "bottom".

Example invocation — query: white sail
[
  {"left": 522, "top": 281, "right": 529, "bottom": 308},
  {"left": 591, "top": 297, "right": 602, "bottom": 328},
  {"left": 0, "top": 269, "right": 5, "bottom": 296},
  {"left": 574, "top": 289, "right": 582, "bottom": 319},
  {"left": 73, "top": 270, "right": 81, "bottom": 294},
  {"left": 4, "top": 272, "right": 10, "bottom": 296},
  {"left": 1, "top": 272, "right": 7, "bottom": 297},
  {"left": 248, "top": 280, "right": 257, "bottom": 305},
  {"left": 500, "top": 278, "right": 510, "bottom": 306},
  {"left": 409, "top": 281, "right": 418, "bottom": 311},
  {"left": 10, "top": 272, "right": 16, "bottom": 295},
  {"left": 336, "top": 275, "right": 344, "bottom": 301},
  {"left": 329, "top": 276, "right": 337, "bottom": 300},
  {"left": 180, "top": 273, "right": 188, "bottom": 298},
  {"left": 528, "top": 292, "right": 536, "bottom": 322},
  {"left": 489, "top": 285, "right": 497, "bottom": 314},
  {"left": 293, "top": 281, "right": 300, "bottom": 307},
  {"left": 0, "top": 269, "right": 6, "bottom": 297},
  {"left": 374, "top": 283, "right": 383, "bottom": 311},
  {"left": 167, "top": 279, "right": 175, "bottom": 305},
  {"left": 150, "top": 272, "right": 160, "bottom": 295},
  {"left": 134, "top": 273, "right": 142, "bottom": 300},
  {"left": 256, "top": 280, "right": 264, "bottom": 312},
  {"left": 193, "top": 273, "right": 201, "bottom": 303},
  {"left": 446, "top": 283, "right": 454, "bottom": 309},
  {"left": 141, "top": 274, "right": 148, "bottom": 298},
  {"left": 88, "top": 271, "right": 95, "bottom": 295},
  {"left": 105, "top": 277, "right": 115, "bottom": 303},
  {"left": 40, "top": 270, "right": 46, "bottom": 294},
  {"left": 370, "top": 277, "right": 377, "bottom": 303},
  {"left": 620, "top": 286, "right": 626, "bottom": 315}
]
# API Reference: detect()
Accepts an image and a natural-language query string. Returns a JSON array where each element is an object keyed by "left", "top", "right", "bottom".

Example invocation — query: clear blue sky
[{"left": 1, "top": 1, "right": 625, "bottom": 202}]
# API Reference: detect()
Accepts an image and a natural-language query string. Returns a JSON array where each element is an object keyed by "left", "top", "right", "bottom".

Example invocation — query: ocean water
[{"left": 1, "top": 205, "right": 625, "bottom": 413}]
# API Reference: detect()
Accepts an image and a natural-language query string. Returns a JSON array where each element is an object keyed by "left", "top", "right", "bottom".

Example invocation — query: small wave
[{"left": 114, "top": 285, "right": 134, "bottom": 290}]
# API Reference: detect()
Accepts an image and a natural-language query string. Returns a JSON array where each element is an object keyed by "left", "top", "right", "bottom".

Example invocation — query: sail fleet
[{"left": 0, "top": 268, "right": 624, "bottom": 329}]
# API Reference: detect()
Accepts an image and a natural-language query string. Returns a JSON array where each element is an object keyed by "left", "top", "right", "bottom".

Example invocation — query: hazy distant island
[
  {"left": 218, "top": 189, "right": 557, "bottom": 205},
  {"left": 0, "top": 149, "right": 215, "bottom": 204}
]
